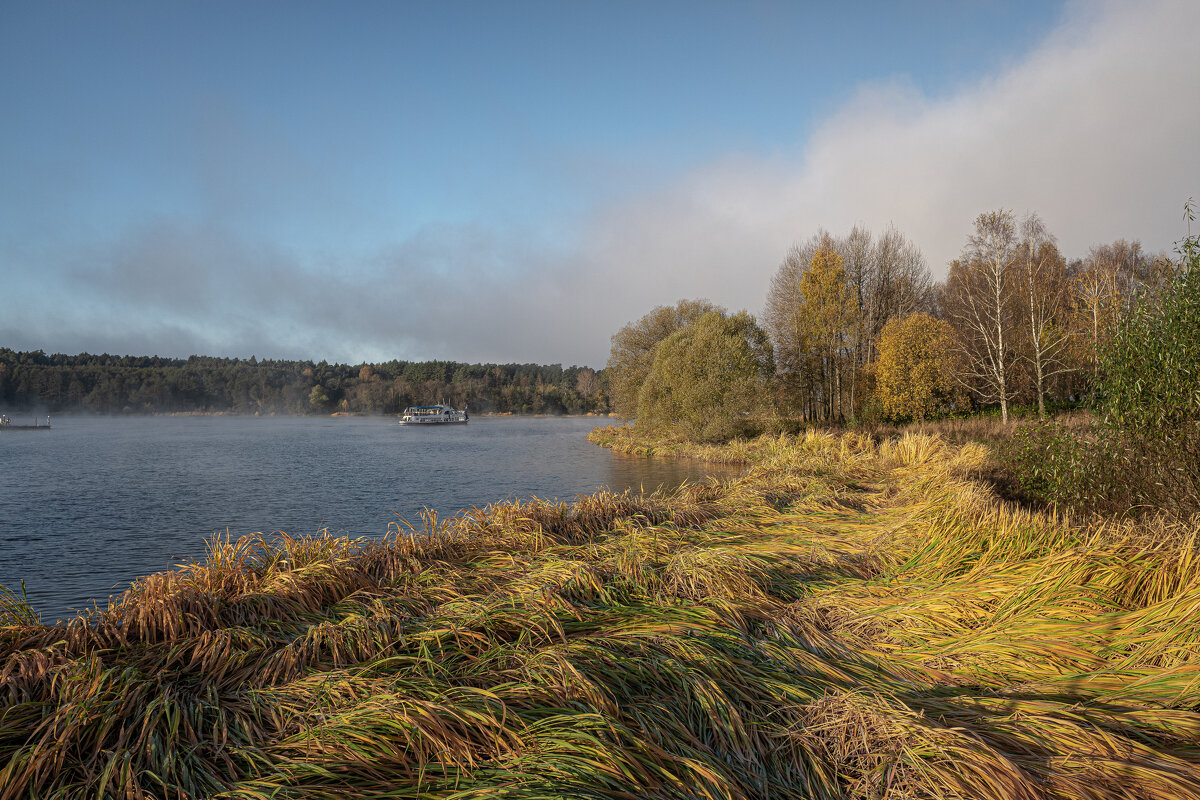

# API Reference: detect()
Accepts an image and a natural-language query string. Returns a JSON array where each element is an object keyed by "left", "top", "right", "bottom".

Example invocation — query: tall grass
[{"left": 4, "top": 431, "right": 1200, "bottom": 798}]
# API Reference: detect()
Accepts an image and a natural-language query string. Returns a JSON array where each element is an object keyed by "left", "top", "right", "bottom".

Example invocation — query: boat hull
[{"left": 398, "top": 403, "right": 469, "bottom": 425}]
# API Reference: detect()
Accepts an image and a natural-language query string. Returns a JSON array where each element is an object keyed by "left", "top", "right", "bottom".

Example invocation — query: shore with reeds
[{"left": 4, "top": 430, "right": 1200, "bottom": 798}]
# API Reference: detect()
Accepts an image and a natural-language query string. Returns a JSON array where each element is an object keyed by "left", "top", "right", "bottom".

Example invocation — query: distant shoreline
[{"left": 3, "top": 410, "right": 620, "bottom": 419}]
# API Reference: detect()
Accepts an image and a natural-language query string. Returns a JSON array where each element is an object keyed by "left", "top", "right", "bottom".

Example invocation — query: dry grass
[{"left": 3, "top": 430, "right": 1200, "bottom": 798}]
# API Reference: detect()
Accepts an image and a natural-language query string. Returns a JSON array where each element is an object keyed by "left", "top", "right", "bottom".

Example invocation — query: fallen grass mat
[{"left": 4, "top": 431, "right": 1200, "bottom": 798}]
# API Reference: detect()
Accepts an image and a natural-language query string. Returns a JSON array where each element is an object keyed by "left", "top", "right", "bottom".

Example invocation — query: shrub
[
  {"left": 998, "top": 206, "right": 1200, "bottom": 517},
  {"left": 635, "top": 310, "right": 775, "bottom": 443},
  {"left": 1095, "top": 211, "right": 1200, "bottom": 515},
  {"left": 1000, "top": 421, "right": 1114, "bottom": 513},
  {"left": 874, "top": 313, "right": 964, "bottom": 422}
]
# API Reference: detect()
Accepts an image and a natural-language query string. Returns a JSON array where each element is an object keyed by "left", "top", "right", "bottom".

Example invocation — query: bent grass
[{"left": 4, "top": 431, "right": 1200, "bottom": 797}]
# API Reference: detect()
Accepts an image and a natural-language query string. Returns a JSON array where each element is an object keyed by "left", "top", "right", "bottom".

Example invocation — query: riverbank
[
  {"left": 4, "top": 431, "right": 1200, "bottom": 797},
  {"left": 588, "top": 422, "right": 797, "bottom": 463},
  {"left": 11, "top": 409, "right": 621, "bottom": 419}
]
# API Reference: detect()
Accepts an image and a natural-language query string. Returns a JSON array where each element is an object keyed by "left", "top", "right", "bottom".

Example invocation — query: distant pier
[{"left": 0, "top": 416, "right": 51, "bottom": 431}]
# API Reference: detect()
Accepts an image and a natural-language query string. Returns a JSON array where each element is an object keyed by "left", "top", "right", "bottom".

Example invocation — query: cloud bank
[
  {"left": 5, "top": 0, "right": 1197, "bottom": 368},
  {"left": 577, "top": 0, "right": 1200, "bottom": 337}
]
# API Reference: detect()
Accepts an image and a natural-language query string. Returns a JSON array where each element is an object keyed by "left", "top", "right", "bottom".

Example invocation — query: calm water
[{"left": 0, "top": 415, "right": 730, "bottom": 622}]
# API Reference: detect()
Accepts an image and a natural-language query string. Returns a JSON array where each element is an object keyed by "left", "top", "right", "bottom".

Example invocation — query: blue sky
[{"left": 2, "top": 0, "right": 1197, "bottom": 367}]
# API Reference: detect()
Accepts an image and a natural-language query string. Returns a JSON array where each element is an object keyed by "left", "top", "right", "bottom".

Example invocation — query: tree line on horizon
[
  {"left": 607, "top": 208, "right": 1184, "bottom": 437},
  {"left": 0, "top": 350, "right": 608, "bottom": 416}
]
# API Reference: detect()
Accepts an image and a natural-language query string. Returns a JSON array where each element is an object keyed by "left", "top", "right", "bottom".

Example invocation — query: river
[{"left": 0, "top": 415, "right": 729, "bottom": 622}]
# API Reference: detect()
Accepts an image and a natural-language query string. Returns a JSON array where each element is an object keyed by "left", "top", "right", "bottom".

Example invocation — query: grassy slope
[{"left": 3, "top": 431, "right": 1200, "bottom": 798}]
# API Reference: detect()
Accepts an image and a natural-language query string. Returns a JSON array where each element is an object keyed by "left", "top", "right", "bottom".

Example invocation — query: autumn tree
[
  {"left": 944, "top": 209, "right": 1020, "bottom": 423},
  {"left": 864, "top": 225, "right": 934, "bottom": 360},
  {"left": 575, "top": 367, "right": 601, "bottom": 399},
  {"left": 1016, "top": 213, "right": 1072, "bottom": 417},
  {"left": 636, "top": 310, "right": 774, "bottom": 442},
  {"left": 801, "top": 244, "right": 858, "bottom": 421},
  {"left": 1092, "top": 239, "right": 1156, "bottom": 299},
  {"left": 605, "top": 298, "right": 719, "bottom": 419},
  {"left": 764, "top": 226, "right": 930, "bottom": 420},
  {"left": 763, "top": 234, "right": 826, "bottom": 418},
  {"left": 874, "top": 313, "right": 962, "bottom": 422},
  {"left": 1070, "top": 239, "right": 1168, "bottom": 392},
  {"left": 841, "top": 225, "right": 874, "bottom": 412},
  {"left": 763, "top": 234, "right": 857, "bottom": 421},
  {"left": 308, "top": 384, "right": 331, "bottom": 411}
]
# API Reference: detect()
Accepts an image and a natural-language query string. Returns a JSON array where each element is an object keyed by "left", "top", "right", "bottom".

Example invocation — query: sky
[{"left": 2, "top": 0, "right": 1197, "bottom": 369}]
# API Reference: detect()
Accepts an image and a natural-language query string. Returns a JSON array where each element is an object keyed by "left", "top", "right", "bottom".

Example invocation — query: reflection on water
[
  {"left": 0, "top": 415, "right": 737, "bottom": 621},
  {"left": 603, "top": 452, "right": 720, "bottom": 496}
]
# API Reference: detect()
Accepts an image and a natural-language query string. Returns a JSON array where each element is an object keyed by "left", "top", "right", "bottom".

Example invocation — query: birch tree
[
  {"left": 944, "top": 209, "right": 1020, "bottom": 423},
  {"left": 1017, "top": 213, "right": 1072, "bottom": 418}
]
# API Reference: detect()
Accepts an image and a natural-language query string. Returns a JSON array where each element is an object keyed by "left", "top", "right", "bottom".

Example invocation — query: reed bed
[{"left": 4, "top": 431, "right": 1200, "bottom": 798}]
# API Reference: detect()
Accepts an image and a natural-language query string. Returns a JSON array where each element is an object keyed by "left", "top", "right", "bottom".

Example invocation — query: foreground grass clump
[
  {"left": 5, "top": 433, "right": 1200, "bottom": 798},
  {"left": 586, "top": 423, "right": 798, "bottom": 463}
]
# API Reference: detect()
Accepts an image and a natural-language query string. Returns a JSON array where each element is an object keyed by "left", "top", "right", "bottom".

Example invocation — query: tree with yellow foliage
[
  {"left": 800, "top": 243, "right": 858, "bottom": 421},
  {"left": 875, "top": 312, "right": 962, "bottom": 421}
]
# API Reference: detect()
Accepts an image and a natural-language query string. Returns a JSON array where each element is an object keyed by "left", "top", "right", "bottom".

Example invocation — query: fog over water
[{"left": 0, "top": 415, "right": 731, "bottom": 622}]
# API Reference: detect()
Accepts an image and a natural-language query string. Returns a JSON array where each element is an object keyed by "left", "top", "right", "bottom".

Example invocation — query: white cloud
[
  {"left": 566, "top": 0, "right": 1200, "bottom": 360},
  {"left": 6, "top": 0, "right": 1196, "bottom": 369}
]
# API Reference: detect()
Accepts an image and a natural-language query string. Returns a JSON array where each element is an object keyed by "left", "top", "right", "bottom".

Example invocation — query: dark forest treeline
[{"left": 0, "top": 349, "right": 609, "bottom": 416}]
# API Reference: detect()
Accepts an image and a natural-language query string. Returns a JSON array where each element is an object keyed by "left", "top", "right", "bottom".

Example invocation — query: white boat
[{"left": 398, "top": 403, "right": 469, "bottom": 425}]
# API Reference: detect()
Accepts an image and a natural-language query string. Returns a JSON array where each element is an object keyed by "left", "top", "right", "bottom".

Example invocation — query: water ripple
[{"left": 0, "top": 415, "right": 728, "bottom": 622}]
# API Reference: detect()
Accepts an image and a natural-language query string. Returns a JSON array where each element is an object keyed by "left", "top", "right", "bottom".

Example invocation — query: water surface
[{"left": 0, "top": 415, "right": 730, "bottom": 621}]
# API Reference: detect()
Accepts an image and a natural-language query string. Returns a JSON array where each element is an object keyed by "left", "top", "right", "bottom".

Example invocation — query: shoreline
[
  {"left": 4, "top": 409, "right": 621, "bottom": 419},
  {"left": 9, "top": 412, "right": 624, "bottom": 419},
  {"left": 5, "top": 431, "right": 1200, "bottom": 796}
]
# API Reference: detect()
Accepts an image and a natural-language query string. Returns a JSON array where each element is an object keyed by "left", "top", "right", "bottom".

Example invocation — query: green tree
[
  {"left": 1101, "top": 243, "right": 1199, "bottom": 432},
  {"left": 874, "top": 313, "right": 962, "bottom": 422},
  {"left": 635, "top": 310, "right": 774, "bottom": 442},
  {"left": 605, "top": 298, "right": 719, "bottom": 419},
  {"left": 308, "top": 384, "right": 331, "bottom": 411},
  {"left": 1007, "top": 204, "right": 1200, "bottom": 517},
  {"left": 1094, "top": 206, "right": 1200, "bottom": 512}
]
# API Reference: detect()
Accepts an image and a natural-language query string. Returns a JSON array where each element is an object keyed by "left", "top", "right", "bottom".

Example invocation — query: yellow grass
[{"left": 3, "top": 430, "right": 1200, "bottom": 798}]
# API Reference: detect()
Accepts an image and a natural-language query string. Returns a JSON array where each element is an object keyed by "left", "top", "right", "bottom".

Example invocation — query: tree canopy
[
  {"left": 763, "top": 227, "right": 931, "bottom": 422},
  {"left": 604, "top": 299, "right": 719, "bottom": 419},
  {"left": 1101, "top": 228, "right": 1200, "bottom": 432},
  {"left": 874, "top": 313, "right": 963, "bottom": 422},
  {"left": 635, "top": 310, "right": 774, "bottom": 442}
]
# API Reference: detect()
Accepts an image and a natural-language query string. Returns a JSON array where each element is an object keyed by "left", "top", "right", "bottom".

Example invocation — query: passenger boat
[{"left": 398, "top": 403, "right": 469, "bottom": 425}]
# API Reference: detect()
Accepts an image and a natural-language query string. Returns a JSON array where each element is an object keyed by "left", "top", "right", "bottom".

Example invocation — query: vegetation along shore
[
  {"left": 5, "top": 431, "right": 1200, "bottom": 797},
  {"left": 0, "top": 353, "right": 607, "bottom": 417}
]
